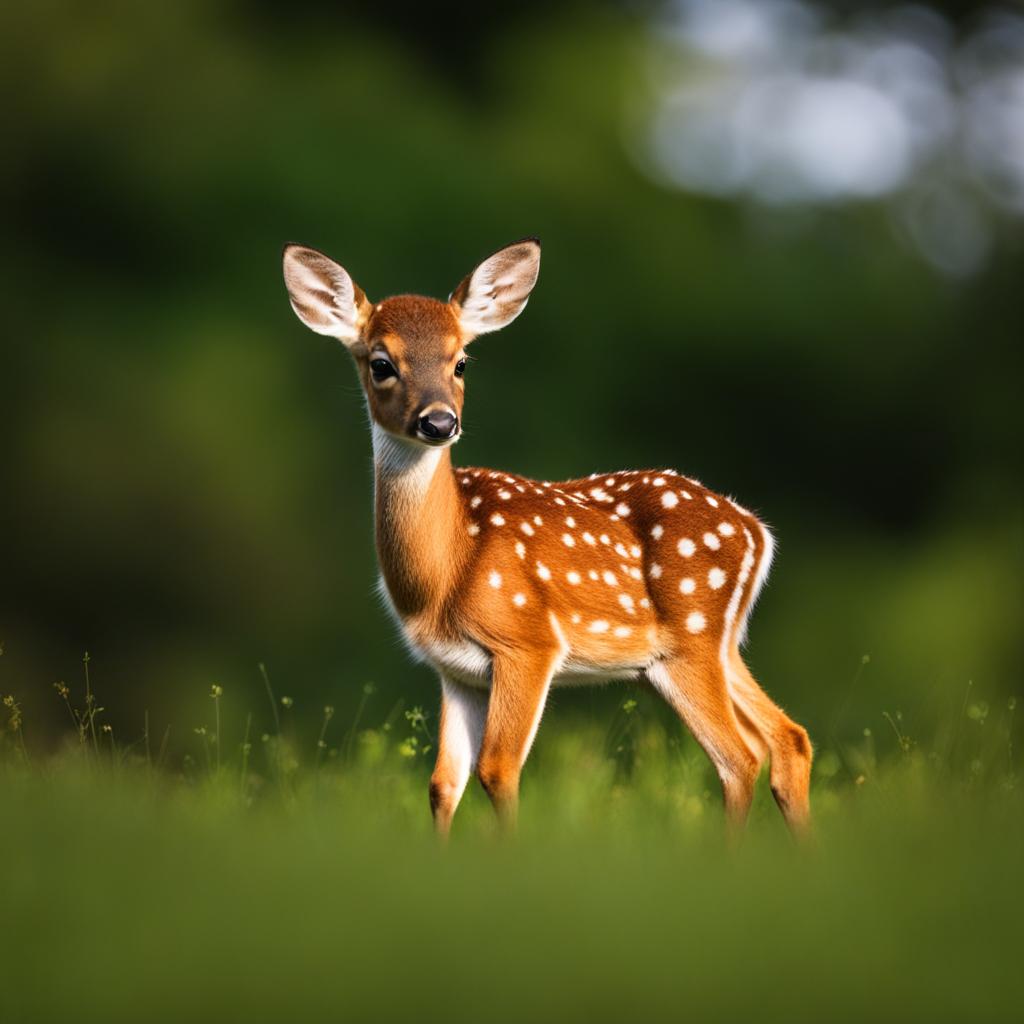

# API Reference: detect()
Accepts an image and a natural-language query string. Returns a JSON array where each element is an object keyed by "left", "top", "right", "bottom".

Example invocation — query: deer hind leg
[
  {"left": 647, "top": 651, "right": 761, "bottom": 829},
  {"left": 726, "top": 647, "right": 812, "bottom": 835},
  {"left": 475, "top": 648, "right": 559, "bottom": 829},
  {"left": 430, "top": 677, "right": 488, "bottom": 837}
]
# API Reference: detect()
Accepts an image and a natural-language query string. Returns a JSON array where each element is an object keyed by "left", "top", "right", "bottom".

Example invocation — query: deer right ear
[
  {"left": 450, "top": 237, "right": 541, "bottom": 338},
  {"left": 282, "top": 244, "right": 371, "bottom": 346}
]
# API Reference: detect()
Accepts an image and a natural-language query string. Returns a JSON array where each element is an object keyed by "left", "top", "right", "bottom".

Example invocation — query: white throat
[{"left": 371, "top": 422, "right": 443, "bottom": 498}]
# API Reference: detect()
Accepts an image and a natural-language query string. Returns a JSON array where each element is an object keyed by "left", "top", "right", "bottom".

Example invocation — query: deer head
[{"left": 282, "top": 238, "right": 541, "bottom": 448}]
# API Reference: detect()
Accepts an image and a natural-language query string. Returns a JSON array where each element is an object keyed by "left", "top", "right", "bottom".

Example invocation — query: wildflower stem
[
  {"left": 343, "top": 685, "right": 376, "bottom": 763},
  {"left": 157, "top": 725, "right": 171, "bottom": 771},
  {"left": 240, "top": 712, "right": 252, "bottom": 799},
  {"left": 84, "top": 652, "right": 99, "bottom": 756},
  {"left": 258, "top": 663, "right": 281, "bottom": 734},
  {"left": 316, "top": 706, "right": 334, "bottom": 771},
  {"left": 213, "top": 690, "right": 221, "bottom": 773}
]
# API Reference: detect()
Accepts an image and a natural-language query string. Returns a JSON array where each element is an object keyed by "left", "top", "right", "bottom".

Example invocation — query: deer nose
[{"left": 418, "top": 409, "right": 459, "bottom": 440}]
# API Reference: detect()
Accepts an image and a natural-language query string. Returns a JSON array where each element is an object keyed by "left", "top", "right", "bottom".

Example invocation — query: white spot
[
  {"left": 565, "top": 516, "right": 576, "bottom": 528},
  {"left": 520, "top": 522, "right": 534, "bottom": 536},
  {"left": 643, "top": 476, "right": 650, "bottom": 484},
  {"left": 661, "top": 491, "right": 679, "bottom": 509},
  {"left": 718, "top": 522, "right": 736, "bottom": 537},
  {"left": 470, "top": 496, "right": 482, "bottom": 509},
  {"left": 570, "top": 612, "right": 581, "bottom": 624},
  {"left": 460, "top": 477, "right": 470, "bottom": 486},
  {"left": 498, "top": 490, "right": 511, "bottom": 500},
  {"left": 651, "top": 524, "right": 664, "bottom": 540},
  {"left": 629, "top": 567, "right": 642, "bottom": 580},
  {"left": 562, "top": 533, "right": 576, "bottom": 547},
  {"left": 629, "top": 545, "right": 642, "bottom": 559},
  {"left": 512, "top": 593, "right": 527, "bottom": 607},
  {"left": 590, "top": 487, "right": 610, "bottom": 502},
  {"left": 618, "top": 593, "right": 635, "bottom": 612},
  {"left": 554, "top": 497, "right": 566, "bottom": 506},
  {"left": 582, "top": 532, "right": 596, "bottom": 545},
  {"left": 515, "top": 541, "right": 526, "bottom": 559},
  {"left": 468, "top": 523, "right": 480, "bottom": 537},
  {"left": 602, "top": 570, "right": 618, "bottom": 586},
  {"left": 615, "top": 542, "right": 629, "bottom": 558},
  {"left": 705, "top": 495, "right": 719, "bottom": 508},
  {"left": 515, "top": 485, "right": 525, "bottom": 493},
  {"left": 533, "top": 515, "right": 543, "bottom": 526},
  {"left": 703, "top": 532, "right": 721, "bottom": 551},
  {"left": 490, "top": 513, "right": 505, "bottom": 527},
  {"left": 708, "top": 568, "right": 727, "bottom": 590},
  {"left": 653, "top": 477, "right": 666, "bottom": 486},
  {"left": 489, "top": 571, "right": 502, "bottom": 589},
  {"left": 681, "top": 490, "right": 692, "bottom": 500},
  {"left": 534, "top": 488, "right": 544, "bottom": 495},
  {"left": 680, "top": 577, "right": 696, "bottom": 595},
  {"left": 615, "top": 503, "right": 631, "bottom": 517},
  {"left": 503, "top": 476, "right": 515, "bottom": 484},
  {"left": 686, "top": 611, "right": 706, "bottom": 634},
  {"left": 588, "top": 620, "right": 609, "bottom": 634},
  {"left": 567, "top": 571, "right": 581, "bottom": 585},
  {"left": 610, "top": 514, "right": 620, "bottom": 522},
  {"left": 649, "top": 563, "right": 663, "bottom": 579},
  {"left": 536, "top": 562, "right": 552, "bottom": 581},
  {"left": 613, "top": 626, "right": 632, "bottom": 638},
  {"left": 605, "top": 478, "right": 616, "bottom": 487},
  {"left": 639, "top": 598, "right": 650, "bottom": 609},
  {"left": 588, "top": 570, "right": 600, "bottom": 581},
  {"left": 619, "top": 482, "right": 632, "bottom": 491},
  {"left": 600, "top": 534, "right": 611, "bottom": 545},
  {"left": 677, "top": 538, "right": 696, "bottom": 557}
]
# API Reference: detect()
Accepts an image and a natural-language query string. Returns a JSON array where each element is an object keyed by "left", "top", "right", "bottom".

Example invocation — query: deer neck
[{"left": 371, "top": 423, "right": 467, "bottom": 619}]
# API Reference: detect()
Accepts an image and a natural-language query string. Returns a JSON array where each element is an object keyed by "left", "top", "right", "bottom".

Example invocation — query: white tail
[{"left": 282, "top": 239, "right": 811, "bottom": 836}]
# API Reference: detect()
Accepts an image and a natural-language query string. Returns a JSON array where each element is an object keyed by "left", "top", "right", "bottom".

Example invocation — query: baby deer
[{"left": 282, "top": 238, "right": 812, "bottom": 835}]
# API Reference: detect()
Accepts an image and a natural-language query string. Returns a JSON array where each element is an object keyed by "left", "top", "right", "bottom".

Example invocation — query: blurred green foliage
[{"left": 1, "top": 1, "right": 1021, "bottom": 749}]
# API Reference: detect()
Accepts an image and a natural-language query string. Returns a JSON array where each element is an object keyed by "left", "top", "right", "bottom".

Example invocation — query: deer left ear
[
  {"left": 450, "top": 238, "right": 541, "bottom": 338},
  {"left": 282, "top": 243, "right": 372, "bottom": 346}
]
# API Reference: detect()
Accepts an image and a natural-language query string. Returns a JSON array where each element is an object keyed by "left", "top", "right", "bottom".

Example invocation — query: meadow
[
  {"left": 4, "top": 2, "right": 1022, "bottom": 1020},
  {"left": 2, "top": 651, "right": 1020, "bottom": 1023}
]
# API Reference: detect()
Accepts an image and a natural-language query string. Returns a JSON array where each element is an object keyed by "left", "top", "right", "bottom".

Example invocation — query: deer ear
[
  {"left": 450, "top": 237, "right": 541, "bottom": 337},
  {"left": 282, "top": 244, "right": 371, "bottom": 346}
]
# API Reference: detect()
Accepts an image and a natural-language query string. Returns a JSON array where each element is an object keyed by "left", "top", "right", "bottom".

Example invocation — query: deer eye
[
  {"left": 370, "top": 357, "right": 397, "bottom": 382},
  {"left": 454, "top": 358, "right": 467, "bottom": 379}
]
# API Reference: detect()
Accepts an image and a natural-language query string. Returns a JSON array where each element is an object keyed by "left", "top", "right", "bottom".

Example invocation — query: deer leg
[
  {"left": 727, "top": 648, "right": 813, "bottom": 835},
  {"left": 476, "top": 649, "right": 559, "bottom": 828},
  {"left": 647, "top": 652, "right": 761, "bottom": 829},
  {"left": 429, "top": 677, "right": 488, "bottom": 837}
]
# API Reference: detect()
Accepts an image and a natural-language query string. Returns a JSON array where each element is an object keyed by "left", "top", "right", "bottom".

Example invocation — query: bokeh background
[{"left": 3, "top": 0, "right": 1022, "bottom": 747}]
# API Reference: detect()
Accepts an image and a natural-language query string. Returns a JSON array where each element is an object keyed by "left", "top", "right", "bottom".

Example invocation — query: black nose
[{"left": 418, "top": 409, "right": 458, "bottom": 440}]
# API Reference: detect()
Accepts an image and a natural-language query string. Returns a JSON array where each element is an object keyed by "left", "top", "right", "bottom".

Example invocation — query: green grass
[{"left": 1, "top": 669, "right": 1021, "bottom": 1023}]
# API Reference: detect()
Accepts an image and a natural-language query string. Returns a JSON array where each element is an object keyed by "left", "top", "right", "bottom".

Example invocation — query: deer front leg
[
  {"left": 476, "top": 648, "right": 560, "bottom": 828},
  {"left": 429, "top": 677, "right": 488, "bottom": 837}
]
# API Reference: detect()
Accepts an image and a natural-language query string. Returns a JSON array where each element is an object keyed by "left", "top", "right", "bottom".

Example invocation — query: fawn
[{"left": 282, "top": 238, "right": 812, "bottom": 835}]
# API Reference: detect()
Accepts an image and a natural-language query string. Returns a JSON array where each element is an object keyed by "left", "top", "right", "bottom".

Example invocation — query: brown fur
[{"left": 281, "top": 239, "right": 812, "bottom": 838}]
